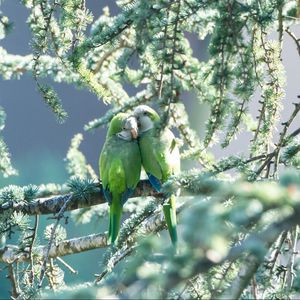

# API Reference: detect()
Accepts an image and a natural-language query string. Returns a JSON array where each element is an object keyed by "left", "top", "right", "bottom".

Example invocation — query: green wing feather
[
  {"left": 139, "top": 130, "right": 162, "bottom": 180},
  {"left": 100, "top": 137, "right": 141, "bottom": 192},
  {"left": 140, "top": 128, "right": 180, "bottom": 180},
  {"left": 139, "top": 128, "right": 180, "bottom": 246},
  {"left": 100, "top": 136, "right": 141, "bottom": 244}
]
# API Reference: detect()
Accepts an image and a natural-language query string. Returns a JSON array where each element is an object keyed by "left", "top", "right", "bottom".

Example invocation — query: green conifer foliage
[{"left": 1, "top": 0, "right": 300, "bottom": 299}]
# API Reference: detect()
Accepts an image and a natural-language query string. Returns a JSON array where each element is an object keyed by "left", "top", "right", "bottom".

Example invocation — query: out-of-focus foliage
[
  {"left": 1, "top": 0, "right": 300, "bottom": 299},
  {"left": 0, "top": 107, "right": 17, "bottom": 178}
]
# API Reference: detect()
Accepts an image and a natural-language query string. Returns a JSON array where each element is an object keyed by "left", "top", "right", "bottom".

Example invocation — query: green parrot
[
  {"left": 133, "top": 105, "right": 180, "bottom": 246},
  {"left": 99, "top": 113, "right": 141, "bottom": 245}
]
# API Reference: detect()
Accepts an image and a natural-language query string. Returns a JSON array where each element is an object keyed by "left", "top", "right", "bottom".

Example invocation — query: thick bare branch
[
  {"left": 0, "top": 202, "right": 186, "bottom": 264},
  {"left": 0, "top": 232, "right": 107, "bottom": 263},
  {"left": 0, "top": 180, "right": 160, "bottom": 216}
]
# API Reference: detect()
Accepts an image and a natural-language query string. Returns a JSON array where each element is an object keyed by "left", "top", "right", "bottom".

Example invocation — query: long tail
[
  {"left": 108, "top": 199, "right": 123, "bottom": 245},
  {"left": 163, "top": 194, "right": 177, "bottom": 246}
]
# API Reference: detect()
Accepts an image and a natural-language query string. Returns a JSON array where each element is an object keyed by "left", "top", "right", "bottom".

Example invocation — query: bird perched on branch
[
  {"left": 133, "top": 105, "right": 180, "bottom": 246},
  {"left": 99, "top": 113, "right": 141, "bottom": 245}
]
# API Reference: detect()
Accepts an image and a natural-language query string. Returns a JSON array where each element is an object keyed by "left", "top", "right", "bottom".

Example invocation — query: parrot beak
[{"left": 130, "top": 128, "right": 138, "bottom": 139}]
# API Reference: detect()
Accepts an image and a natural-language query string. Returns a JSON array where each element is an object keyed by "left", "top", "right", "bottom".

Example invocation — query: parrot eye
[{"left": 143, "top": 112, "right": 148, "bottom": 116}]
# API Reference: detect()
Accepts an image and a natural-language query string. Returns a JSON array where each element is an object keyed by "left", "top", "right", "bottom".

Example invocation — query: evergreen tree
[{"left": 1, "top": 0, "right": 300, "bottom": 298}]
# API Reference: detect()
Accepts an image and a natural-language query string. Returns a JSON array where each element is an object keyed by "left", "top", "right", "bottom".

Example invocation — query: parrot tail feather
[
  {"left": 147, "top": 173, "right": 162, "bottom": 192},
  {"left": 108, "top": 204, "right": 123, "bottom": 245},
  {"left": 163, "top": 195, "right": 177, "bottom": 246}
]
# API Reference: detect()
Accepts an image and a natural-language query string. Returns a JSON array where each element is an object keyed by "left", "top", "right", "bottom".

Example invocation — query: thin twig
[
  {"left": 273, "top": 102, "right": 300, "bottom": 177},
  {"left": 158, "top": 11, "right": 169, "bottom": 99},
  {"left": 32, "top": 0, "right": 57, "bottom": 80},
  {"left": 29, "top": 215, "right": 39, "bottom": 285},
  {"left": 164, "top": 0, "right": 181, "bottom": 126},
  {"left": 287, "top": 127, "right": 300, "bottom": 140},
  {"left": 252, "top": 277, "right": 258, "bottom": 300},
  {"left": 267, "top": 231, "right": 287, "bottom": 275},
  {"left": 56, "top": 257, "right": 78, "bottom": 274},
  {"left": 71, "top": 0, "right": 85, "bottom": 51},
  {"left": 188, "top": 277, "right": 202, "bottom": 299},
  {"left": 278, "top": 3, "right": 284, "bottom": 52},
  {"left": 211, "top": 261, "right": 235, "bottom": 298},
  {"left": 285, "top": 27, "right": 300, "bottom": 56},
  {"left": 92, "top": 41, "right": 129, "bottom": 74},
  {"left": 176, "top": 281, "right": 189, "bottom": 299},
  {"left": 46, "top": 258, "right": 55, "bottom": 289},
  {"left": 38, "top": 195, "right": 72, "bottom": 288},
  {"left": 255, "top": 152, "right": 275, "bottom": 177},
  {"left": 95, "top": 246, "right": 135, "bottom": 283},
  {"left": 7, "top": 264, "right": 20, "bottom": 299},
  {"left": 255, "top": 102, "right": 300, "bottom": 177},
  {"left": 284, "top": 226, "right": 299, "bottom": 290}
]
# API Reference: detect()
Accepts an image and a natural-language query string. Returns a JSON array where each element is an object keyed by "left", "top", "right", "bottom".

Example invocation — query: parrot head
[
  {"left": 133, "top": 105, "right": 160, "bottom": 133},
  {"left": 107, "top": 113, "right": 138, "bottom": 141}
]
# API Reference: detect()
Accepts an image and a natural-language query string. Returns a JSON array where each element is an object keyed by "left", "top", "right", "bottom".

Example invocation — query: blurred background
[{"left": 0, "top": 1, "right": 300, "bottom": 298}]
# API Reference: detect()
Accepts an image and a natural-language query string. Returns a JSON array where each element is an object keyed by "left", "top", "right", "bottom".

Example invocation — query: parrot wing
[
  {"left": 123, "top": 140, "right": 142, "bottom": 190},
  {"left": 100, "top": 137, "right": 141, "bottom": 204},
  {"left": 140, "top": 129, "right": 180, "bottom": 188},
  {"left": 100, "top": 136, "right": 141, "bottom": 244},
  {"left": 152, "top": 132, "right": 179, "bottom": 246},
  {"left": 153, "top": 129, "right": 180, "bottom": 182},
  {"left": 99, "top": 144, "right": 112, "bottom": 203}
]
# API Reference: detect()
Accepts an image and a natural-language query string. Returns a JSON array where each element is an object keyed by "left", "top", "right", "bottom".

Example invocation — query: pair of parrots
[{"left": 99, "top": 105, "right": 180, "bottom": 246}]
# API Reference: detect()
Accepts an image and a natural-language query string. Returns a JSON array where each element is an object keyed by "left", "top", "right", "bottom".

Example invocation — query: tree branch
[
  {"left": 162, "top": 205, "right": 300, "bottom": 295},
  {"left": 0, "top": 201, "right": 186, "bottom": 265},
  {"left": 29, "top": 215, "right": 39, "bottom": 285},
  {"left": 7, "top": 263, "right": 20, "bottom": 299},
  {"left": 0, "top": 180, "right": 160, "bottom": 216},
  {"left": 0, "top": 232, "right": 107, "bottom": 263},
  {"left": 285, "top": 27, "right": 300, "bottom": 56},
  {"left": 38, "top": 195, "right": 73, "bottom": 287},
  {"left": 92, "top": 41, "right": 130, "bottom": 74},
  {"left": 283, "top": 226, "right": 299, "bottom": 290},
  {"left": 221, "top": 254, "right": 260, "bottom": 300}
]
